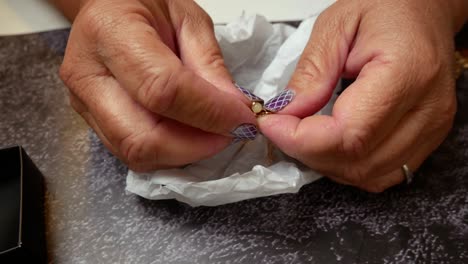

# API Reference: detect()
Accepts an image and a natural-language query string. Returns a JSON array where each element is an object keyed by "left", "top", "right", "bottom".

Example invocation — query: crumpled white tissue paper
[{"left": 126, "top": 12, "right": 339, "bottom": 207}]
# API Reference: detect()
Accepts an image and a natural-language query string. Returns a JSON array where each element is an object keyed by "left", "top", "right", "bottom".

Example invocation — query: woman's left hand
[{"left": 259, "top": 0, "right": 467, "bottom": 192}]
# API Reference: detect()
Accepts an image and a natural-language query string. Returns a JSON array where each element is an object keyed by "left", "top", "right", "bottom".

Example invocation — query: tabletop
[{"left": 0, "top": 28, "right": 467, "bottom": 264}]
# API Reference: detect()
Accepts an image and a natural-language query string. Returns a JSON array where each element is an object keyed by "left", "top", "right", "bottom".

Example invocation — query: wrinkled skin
[
  {"left": 59, "top": 0, "right": 256, "bottom": 172},
  {"left": 259, "top": 0, "right": 467, "bottom": 192}
]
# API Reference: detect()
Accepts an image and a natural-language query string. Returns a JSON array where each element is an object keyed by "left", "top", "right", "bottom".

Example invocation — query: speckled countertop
[{"left": 0, "top": 29, "right": 467, "bottom": 264}]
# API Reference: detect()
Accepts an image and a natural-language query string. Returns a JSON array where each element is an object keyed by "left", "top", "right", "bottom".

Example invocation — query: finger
[
  {"left": 69, "top": 93, "right": 121, "bottom": 158},
  {"left": 365, "top": 126, "right": 445, "bottom": 192},
  {"left": 361, "top": 152, "right": 421, "bottom": 193},
  {"left": 362, "top": 169, "right": 405, "bottom": 193},
  {"left": 259, "top": 92, "right": 454, "bottom": 191},
  {"left": 257, "top": 112, "right": 410, "bottom": 192},
  {"left": 324, "top": 14, "right": 446, "bottom": 156},
  {"left": 93, "top": 14, "right": 256, "bottom": 137},
  {"left": 71, "top": 92, "right": 216, "bottom": 169},
  {"left": 281, "top": 1, "right": 432, "bottom": 157},
  {"left": 123, "top": 118, "right": 232, "bottom": 171},
  {"left": 258, "top": 113, "right": 360, "bottom": 188},
  {"left": 166, "top": 0, "right": 247, "bottom": 101},
  {"left": 279, "top": 2, "right": 361, "bottom": 117},
  {"left": 258, "top": 112, "right": 406, "bottom": 191},
  {"left": 66, "top": 72, "right": 231, "bottom": 171},
  {"left": 356, "top": 99, "right": 455, "bottom": 191}
]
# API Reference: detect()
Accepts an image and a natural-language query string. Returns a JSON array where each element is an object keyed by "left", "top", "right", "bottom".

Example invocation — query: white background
[{"left": 0, "top": 0, "right": 334, "bottom": 35}]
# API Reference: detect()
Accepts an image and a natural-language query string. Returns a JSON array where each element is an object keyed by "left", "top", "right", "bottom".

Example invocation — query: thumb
[{"left": 277, "top": 3, "right": 360, "bottom": 118}]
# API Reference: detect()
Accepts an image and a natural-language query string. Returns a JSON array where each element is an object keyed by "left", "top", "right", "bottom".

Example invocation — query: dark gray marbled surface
[{"left": 0, "top": 29, "right": 467, "bottom": 264}]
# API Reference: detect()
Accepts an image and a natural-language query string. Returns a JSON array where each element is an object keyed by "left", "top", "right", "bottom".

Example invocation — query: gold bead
[{"left": 251, "top": 101, "right": 264, "bottom": 114}]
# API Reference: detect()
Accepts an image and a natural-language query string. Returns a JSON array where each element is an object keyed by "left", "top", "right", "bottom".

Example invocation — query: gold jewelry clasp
[{"left": 250, "top": 101, "right": 272, "bottom": 117}]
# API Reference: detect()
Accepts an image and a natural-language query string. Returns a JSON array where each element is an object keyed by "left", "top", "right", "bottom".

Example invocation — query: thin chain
[{"left": 455, "top": 51, "right": 468, "bottom": 79}]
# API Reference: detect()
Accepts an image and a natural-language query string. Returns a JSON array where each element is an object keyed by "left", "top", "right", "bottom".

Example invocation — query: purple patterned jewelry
[{"left": 264, "top": 89, "right": 295, "bottom": 112}]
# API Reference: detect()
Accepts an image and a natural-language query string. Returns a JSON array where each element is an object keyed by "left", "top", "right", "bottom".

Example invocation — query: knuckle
[
  {"left": 59, "top": 62, "right": 74, "bottom": 88},
  {"left": 440, "top": 100, "right": 457, "bottom": 128},
  {"left": 68, "top": 95, "right": 83, "bottom": 113},
  {"left": 315, "top": 7, "right": 334, "bottom": 28},
  {"left": 120, "top": 132, "right": 159, "bottom": 172},
  {"left": 77, "top": 8, "right": 118, "bottom": 41},
  {"left": 59, "top": 60, "right": 91, "bottom": 96},
  {"left": 171, "top": 0, "right": 214, "bottom": 32},
  {"left": 294, "top": 5, "right": 352, "bottom": 82},
  {"left": 437, "top": 96, "right": 457, "bottom": 134},
  {"left": 294, "top": 54, "right": 324, "bottom": 85},
  {"left": 341, "top": 128, "right": 369, "bottom": 159},
  {"left": 418, "top": 45, "right": 443, "bottom": 74},
  {"left": 139, "top": 68, "right": 179, "bottom": 114},
  {"left": 120, "top": 134, "right": 141, "bottom": 166},
  {"left": 407, "top": 44, "right": 444, "bottom": 87},
  {"left": 202, "top": 51, "right": 226, "bottom": 70},
  {"left": 419, "top": 62, "right": 443, "bottom": 88},
  {"left": 341, "top": 163, "right": 370, "bottom": 187},
  {"left": 182, "top": 2, "right": 214, "bottom": 28},
  {"left": 198, "top": 101, "right": 224, "bottom": 132},
  {"left": 194, "top": 10, "right": 214, "bottom": 28},
  {"left": 424, "top": 84, "right": 457, "bottom": 131},
  {"left": 442, "top": 92, "right": 457, "bottom": 119},
  {"left": 59, "top": 60, "right": 95, "bottom": 102},
  {"left": 424, "top": 54, "right": 443, "bottom": 79}
]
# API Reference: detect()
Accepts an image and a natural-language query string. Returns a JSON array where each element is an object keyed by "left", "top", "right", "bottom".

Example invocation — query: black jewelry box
[{"left": 0, "top": 146, "right": 47, "bottom": 264}]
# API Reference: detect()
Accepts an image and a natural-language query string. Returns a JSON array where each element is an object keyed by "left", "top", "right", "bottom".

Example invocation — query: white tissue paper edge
[{"left": 126, "top": 12, "right": 339, "bottom": 207}]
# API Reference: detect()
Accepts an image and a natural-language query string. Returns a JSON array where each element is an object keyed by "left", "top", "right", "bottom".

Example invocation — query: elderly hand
[
  {"left": 259, "top": 0, "right": 468, "bottom": 192},
  {"left": 58, "top": 0, "right": 257, "bottom": 172}
]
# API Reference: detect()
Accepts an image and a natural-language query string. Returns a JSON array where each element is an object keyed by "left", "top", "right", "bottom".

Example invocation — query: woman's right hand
[{"left": 59, "top": 0, "right": 257, "bottom": 172}]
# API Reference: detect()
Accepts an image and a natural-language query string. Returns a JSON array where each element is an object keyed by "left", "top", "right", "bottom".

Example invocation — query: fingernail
[
  {"left": 231, "top": 123, "right": 258, "bottom": 141},
  {"left": 234, "top": 83, "right": 263, "bottom": 102},
  {"left": 264, "top": 89, "right": 295, "bottom": 112}
]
